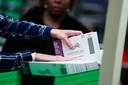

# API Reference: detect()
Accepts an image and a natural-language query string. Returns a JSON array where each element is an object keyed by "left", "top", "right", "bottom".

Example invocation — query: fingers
[
  {"left": 50, "top": 29, "right": 82, "bottom": 49},
  {"left": 66, "top": 30, "right": 82, "bottom": 37},
  {"left": 62, "top": 37, "right": 73, "bottom": 48},
  {"left": 63, "top": 30, "right": 82, "bottom": 48},
  {"left": 35, "top": 53, "right": 71, "bottom": 61},
  {"left": 50, "top": 29, "right": 82, "bottom": 39}
]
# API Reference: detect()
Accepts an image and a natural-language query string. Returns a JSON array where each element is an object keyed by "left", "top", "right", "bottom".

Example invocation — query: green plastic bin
[
  {"left": 22, "top": 69, "right": 100, "bottom": 85},
  {"left": 0, "top": 71, "right": 21, "bottom": 85}
]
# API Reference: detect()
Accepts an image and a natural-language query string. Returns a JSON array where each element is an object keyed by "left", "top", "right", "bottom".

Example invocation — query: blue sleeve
[
  {"left": 0, "top": 13, "right": 52, "bottom": 40},
  {"left": 0, "top": 50, "right": 32, "bottom": 72}
]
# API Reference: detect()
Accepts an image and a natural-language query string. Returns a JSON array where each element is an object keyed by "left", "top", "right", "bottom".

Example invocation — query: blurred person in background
[
  {"left": 3, "top": 0, "right": 92, "bottom": 56},
  {"left": 72, "top": 0, "right": 108, "bottom": 44}
]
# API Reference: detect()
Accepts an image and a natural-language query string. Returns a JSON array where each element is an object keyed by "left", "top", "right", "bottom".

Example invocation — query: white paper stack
[{"left": 22, "top": 32, "right": 102, "bottom": 76}]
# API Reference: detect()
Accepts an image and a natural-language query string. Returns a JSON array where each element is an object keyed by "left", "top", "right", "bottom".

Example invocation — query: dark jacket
[
  {"left": 0, "top": 13, "right": 52, "bottom": 71},
  {"left": 3, "top": 6, "right": 89, "bottom": 55}
]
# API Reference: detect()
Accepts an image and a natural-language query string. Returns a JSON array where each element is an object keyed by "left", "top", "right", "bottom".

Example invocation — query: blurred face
[{"left": 47, "top": 0, "right": 71, "bottom": 17}]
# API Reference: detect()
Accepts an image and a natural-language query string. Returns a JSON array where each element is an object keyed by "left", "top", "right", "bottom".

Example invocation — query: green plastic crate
[
  {"left": 79, "top": 81, "right": 98, "bottom": 85},
  {"left": 54, "top": 70, "right": 99, "bottom": 85},
  {"left": 22, "top": 69, "right": 100, "bottom": 85},
  {"left": 0, "top": 71, "right": 21, "bottom": 85}
]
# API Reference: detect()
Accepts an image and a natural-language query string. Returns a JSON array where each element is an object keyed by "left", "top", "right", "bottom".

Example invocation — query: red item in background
[{"left": 123, "top": 48, "right": 128, "bottom": 64}]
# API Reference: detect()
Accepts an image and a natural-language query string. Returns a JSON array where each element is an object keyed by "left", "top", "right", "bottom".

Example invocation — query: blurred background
[{"left": 0, "top": 0, "right": 108, "bottom": 48}]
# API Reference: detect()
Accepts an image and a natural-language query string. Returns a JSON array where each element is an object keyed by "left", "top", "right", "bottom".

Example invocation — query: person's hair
[{"left": 38, "top": 0, "right": 75, "bottom": 10}]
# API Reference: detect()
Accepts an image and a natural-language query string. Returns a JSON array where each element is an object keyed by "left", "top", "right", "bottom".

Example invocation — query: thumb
[{"left": 62, "top": 37, "right": 73, "bottom": 48}]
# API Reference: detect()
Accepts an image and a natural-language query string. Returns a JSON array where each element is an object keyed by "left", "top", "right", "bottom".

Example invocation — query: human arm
[
  {"left": 0, "top": 50, "right": 32, "bottom": 71},
  {"left": 0, "top": 50, "right": 70, "bottom": 71},
  {"left": 0, "top": 13, "right": 82, "bottom": 71},
  {"left": 0, "top": 13, "right": 52, "bottom": 40},
  {"left": 0, "top": 14, "right": 82, "bottom": 48},
  {"left": 0, "top": 29, "right": 81, "bottom": 71}
]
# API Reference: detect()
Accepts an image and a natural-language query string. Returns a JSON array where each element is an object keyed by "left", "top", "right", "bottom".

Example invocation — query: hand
[
  {"left": 50, "top": 29, "right": 82, "bottom": 48},
  {"left": 32, "top": 52, "right": 71, "bottom": 61}
]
